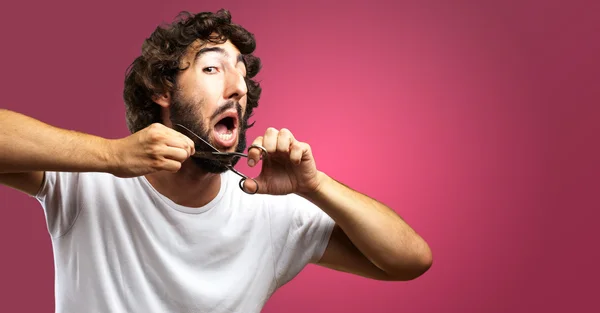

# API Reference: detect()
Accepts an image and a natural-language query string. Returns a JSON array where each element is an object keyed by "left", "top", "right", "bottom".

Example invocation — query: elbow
[
  {"left": 413, "top": 245, "right": 433, "bottom": 278},
  {"left": 387, "top": 243, "right": 433, "bottom": 281}
]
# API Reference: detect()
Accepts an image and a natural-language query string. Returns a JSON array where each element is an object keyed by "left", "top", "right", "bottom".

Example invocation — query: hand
[
  {"left": 108, "top": 123, "right": 195, "bottom": 178},
  {"left": 242, "top": 127, "right": 322, "bottom": 196}
]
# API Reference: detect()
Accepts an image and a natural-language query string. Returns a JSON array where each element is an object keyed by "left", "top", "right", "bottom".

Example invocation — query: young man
[{"left": 0, "top": 9, "right": 432, "bottom": 313}]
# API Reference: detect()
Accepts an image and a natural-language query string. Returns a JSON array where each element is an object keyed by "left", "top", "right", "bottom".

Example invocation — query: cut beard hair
[{"left": 168, "top": 97, "right": 249, "bottom": 174}]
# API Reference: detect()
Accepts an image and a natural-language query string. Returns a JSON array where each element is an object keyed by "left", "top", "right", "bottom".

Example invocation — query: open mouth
[{"left": 212, "top": 113, "right": 239, "bottom": 148}]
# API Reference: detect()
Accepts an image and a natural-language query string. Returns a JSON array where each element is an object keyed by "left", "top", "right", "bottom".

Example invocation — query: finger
[
  {"left": 242, "top": 177, "right": 261, "bottom": 194},
  {"left": 262, "top": 127, "right": 279, "bottom": 153},
  {"left": 162, "top": 146, "right": 190, "bottom": 163},
  {"left": 247, "top": 136, "right": 263, "bottom": 167},
  {"left": 178, "top": 133, "right": 196, "bottom": 156},
  {"left": 168, "top": 129, "right": 195, "bottom": 156},
  {"left": 276, "top": 128, "right": 294, "bottom": 153},
  {"left": 289, "top": 141, "right": 304, "bottom": 165},
  {"left": 164, "top": 135, "right": 193, "bottom": 158},
  {"left": 159, "top": 159, "right": 183, "bottom": 173},
  {"left": 183, "top": 136, "right": 195, "bottom": 156}
]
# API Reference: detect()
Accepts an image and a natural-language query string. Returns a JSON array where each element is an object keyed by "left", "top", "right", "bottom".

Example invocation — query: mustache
[{"left": 210, "top": 100, "right": 243, "bottom": 122}]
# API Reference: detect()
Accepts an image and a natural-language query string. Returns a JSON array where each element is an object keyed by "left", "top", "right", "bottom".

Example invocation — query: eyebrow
[{"left": 194, "top": 46, "right": 246, "bottom": 67}]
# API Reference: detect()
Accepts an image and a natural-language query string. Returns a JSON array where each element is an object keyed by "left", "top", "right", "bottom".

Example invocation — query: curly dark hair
[{"left": 123, "top": 9, "right": 262, "bottom": 134}]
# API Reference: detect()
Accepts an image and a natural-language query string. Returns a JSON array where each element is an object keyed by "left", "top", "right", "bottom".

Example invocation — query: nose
[{"left": 224, "top": 69, "right": 248, "bottom": 101}]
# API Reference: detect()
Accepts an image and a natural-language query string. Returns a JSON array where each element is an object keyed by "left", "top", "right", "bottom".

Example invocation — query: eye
[{"left": 203, "top": 66, "right": 218, "bottom": 74}]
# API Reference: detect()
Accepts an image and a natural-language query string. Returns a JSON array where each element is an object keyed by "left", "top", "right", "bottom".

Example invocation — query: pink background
[{"left": 0, "top": 0, "right": 598, "bottom": 312}]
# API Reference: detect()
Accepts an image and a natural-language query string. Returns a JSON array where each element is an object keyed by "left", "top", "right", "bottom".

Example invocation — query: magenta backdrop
[{"left": 0, "top": 0, "right": 598, "bottom": 312}]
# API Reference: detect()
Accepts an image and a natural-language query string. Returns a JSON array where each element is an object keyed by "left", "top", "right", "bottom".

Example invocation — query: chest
[{"left": 66, "top": 191, "right": 277, "bottom": 312}]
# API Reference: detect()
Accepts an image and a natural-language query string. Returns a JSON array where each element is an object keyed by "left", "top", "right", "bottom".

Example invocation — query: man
[{"left": 0, "top": 9, "right": 432, "bottom": 313}]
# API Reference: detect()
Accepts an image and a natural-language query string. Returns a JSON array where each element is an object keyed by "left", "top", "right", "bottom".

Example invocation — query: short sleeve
[
  {"left": 35, "top": 171, "right": 83, "bottom": 238},
  {"left": 268, "top": 194, "right": 335, "bottom": 288}
]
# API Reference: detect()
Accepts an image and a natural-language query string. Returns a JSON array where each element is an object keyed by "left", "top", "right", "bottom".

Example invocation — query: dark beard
[{"left": 169, "top": 97, "right": 249, "bottom": 174}]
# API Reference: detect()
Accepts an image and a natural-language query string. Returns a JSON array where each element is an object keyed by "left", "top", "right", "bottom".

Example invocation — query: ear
[{"left": 152, "top": 93, "right": 171, "bottom": 108}]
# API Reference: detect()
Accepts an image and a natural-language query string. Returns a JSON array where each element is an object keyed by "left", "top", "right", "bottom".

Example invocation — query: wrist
[
  {"left": 298, "top": 171, "right": 330, "bottom": 200},
  {"left": 103, "top": 138, "right": 122, "bottom": 175}
]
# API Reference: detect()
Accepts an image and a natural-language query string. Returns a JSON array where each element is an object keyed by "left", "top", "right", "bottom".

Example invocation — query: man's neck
[{"left": 144, "top": 160, "right": 223, "bottom": 208}]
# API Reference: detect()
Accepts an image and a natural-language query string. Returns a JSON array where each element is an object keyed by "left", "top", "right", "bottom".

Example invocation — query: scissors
[{"left": 174, "top": 124, "right": 267, "bottom": 195}]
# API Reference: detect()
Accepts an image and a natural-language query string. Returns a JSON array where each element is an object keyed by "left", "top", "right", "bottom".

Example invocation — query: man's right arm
[
  {"left": 0, "top": 109, "right": 195, "bottom": 196},
  {"left": 0, "top": 109, "right": 120, "bottom": 196}
]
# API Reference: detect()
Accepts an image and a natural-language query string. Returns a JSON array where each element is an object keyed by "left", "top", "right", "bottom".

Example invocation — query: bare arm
[
  {"left": 244, "top": 127, "right": 432, "bottom": 281},
  {"left": 0, "top": 109, "right": 117, "bottom": 174},
  {"left": 303, "top": 172, "right": 433, "bottom": 281},
  {"left": 0, "top": 109, "right": 118, "bottom": 195},
  {"left": 0, "top": 109, "right": 195, "bottom": 196}
]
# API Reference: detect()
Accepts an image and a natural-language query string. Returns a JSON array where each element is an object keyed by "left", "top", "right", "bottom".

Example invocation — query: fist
[{"left": 108, "top": 123, "right": 195, "bottom": 178}]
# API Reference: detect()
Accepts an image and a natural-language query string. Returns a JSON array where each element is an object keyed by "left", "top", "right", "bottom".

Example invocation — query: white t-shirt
[{"left": 34, "top": 170, "right": 335, "bottom": 313}]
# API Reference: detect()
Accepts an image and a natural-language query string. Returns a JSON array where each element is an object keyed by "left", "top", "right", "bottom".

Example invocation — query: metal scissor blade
[
  {"left": 173, "top": 123, "right": 261, "bottom": 195},
  {"left": 174, "top": 124, "right": 248, "bottom": 164},
  {"left": 192, "top": 151, "right": 247, "bottom": 164},
  {"left": 174, "top": 124, "right": 220, "bottom": 153}
]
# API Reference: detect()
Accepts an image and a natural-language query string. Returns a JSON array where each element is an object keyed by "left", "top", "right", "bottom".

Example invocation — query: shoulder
[{"left": 36, "top": 171, "right": 142, "bottom": 201}]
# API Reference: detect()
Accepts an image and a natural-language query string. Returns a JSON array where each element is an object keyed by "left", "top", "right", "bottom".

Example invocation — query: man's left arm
[
  {"left": 245, "top": 127, "right": 432, "bottom": 281},
  {"left": 299, "top": 172, "right": 433, "bottom": 281}
]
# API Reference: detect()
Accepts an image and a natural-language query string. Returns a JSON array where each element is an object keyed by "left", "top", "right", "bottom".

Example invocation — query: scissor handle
[
  {"left": 239, "top": 177, "right": 259, "bottom": 195},
  {"left": 228, "top": 166, "right": 259, "bottom": 195},
  {"left": 237, "top": 145, "right": 269, "bottom": 194},
  {"left": 248, "top": 144, "right": 268, "bottom": 160}
]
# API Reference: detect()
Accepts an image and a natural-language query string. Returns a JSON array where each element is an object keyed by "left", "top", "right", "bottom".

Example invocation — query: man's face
[{"left": 167, "top": 39, "right": 250, "bottom": 173}]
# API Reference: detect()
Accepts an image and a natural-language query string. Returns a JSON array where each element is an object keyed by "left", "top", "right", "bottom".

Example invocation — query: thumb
[{"left": 241, "top": 176, "right": 266, "bottom": 195}]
